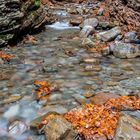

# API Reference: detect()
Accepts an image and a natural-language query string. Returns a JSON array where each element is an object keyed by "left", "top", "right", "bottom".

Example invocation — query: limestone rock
[
  {"left": 82, "top": 38, "right": 95, "bottom": 48},
  {"left": 112, "top": 42, "right": 140, "bottom": 58},
  {"left": 97, "top": 27, "right": 121, "bottom": 42},
  {"left": 80, "top": 26, "right": 95, "bottom": 38},
  {"left": 45, "top": 116, "right": 78, "bottom": 140},
  {"left": 83, "top": 18, "right": 99, "bottom": 28},
  {"left": 115, "top": 114, "right": 140, "bottom": 140}
]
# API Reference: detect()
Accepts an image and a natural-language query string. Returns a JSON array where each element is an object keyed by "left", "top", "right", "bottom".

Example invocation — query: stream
[{"left": 0, "top": 6, "right": 140, "bottom": 140}]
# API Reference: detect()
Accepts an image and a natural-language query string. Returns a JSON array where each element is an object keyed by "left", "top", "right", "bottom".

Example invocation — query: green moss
[
  {"left": 34, "top": 0, "right": 40, "bottom": 8},
  {"left": 0, "top": 34, "right": 13, "bottom": 40}
]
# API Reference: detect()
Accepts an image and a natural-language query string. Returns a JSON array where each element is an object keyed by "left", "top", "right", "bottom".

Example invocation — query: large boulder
[
  {"left": 111, "top": 41, "right": 140, "bottom": 58},
  {"left": 44, "top": 116, "right": 78, "bottom": 140},
  {"left": 0, "top": 0, "right": 48, "bottom": 47},
  {"left": 97, "top": 27, "right": 121, "bottom": 42}
]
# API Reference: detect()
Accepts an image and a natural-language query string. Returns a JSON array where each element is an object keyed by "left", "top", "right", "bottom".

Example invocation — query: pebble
[{"left": 72, "top": 94, "right": 87, "bottom": 104}]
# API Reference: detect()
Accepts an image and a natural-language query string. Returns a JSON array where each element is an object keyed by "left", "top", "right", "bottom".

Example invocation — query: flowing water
[{"left": 0, "top": 8, "right": 140, "bottom": 140}]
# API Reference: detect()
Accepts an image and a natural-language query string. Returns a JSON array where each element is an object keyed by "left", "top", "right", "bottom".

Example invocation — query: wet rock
[
  {"left": 49, "top": 94, "right": 62, "bottom": 102},
  {"left": 98, "top": 22, "right": 114, "bottom": 30},
  {"left": 0, "top": 0, "right": 48, "bottom": 47},
  {"left": 82, "top": 38, "right": 95, "bottom": 48},
  {"left": 115, "top": 35, "right": 123, "bottom": 41},
  {"left": 83, "top": 18, "right": 99, "bottom": 28},
  {"left": 3, "top": 104, "right": 20, "bottom": 119},
  {"left": 115, "top": 114, "right": 140, "bottom": 140},
  {"left": 0, "top": 95, "right": 22, "bottom": 105},
  {"left": 67, "top": 7, "right": 77, "bottom": 14},
  {"left": 84, "top": 65, "right": 102, "bottom": 72},
  {"left": 80, "top": 26, "right": 95, "bottom": 38},
  {"left": 97, "top": 27, "right": 121, "bottom": 42},
  {"left": 124, "top": 31, "right": 137, "bottom": 41},
  {"left": 106, "top": 81, "right": 118, "bottom": 86},
  {"left": 8, "top": 119, "right": 28, "bottom": 136},
  {"left": 40, "top": 105, "right": 68, "bottom": 115},
  {"left": 90, "top": 92, "right": 120, "bottom": 105},
  {"left": 83, "top": 92, "right": 94, "bottom": 98},
  {"left": 112, "top": 42, "right": 140, "bottom": 58},
  {"left": 101, "top": 45, "right": 110, "bottom": 56},
  {"left": 82, "top": 58, "right": 100, "bottom": 64},
  {"left": 0, "top": 136, "right": 15, "bottom": 140},
  {"left": 0, "top": 69, "right": 14, "bottom": 80},
  {"left": 0, "top": 58, "right": 4, "bottom": 65},
  {"left": 42, "top": 66, "right": 59, "bottom": 73},
  {"left": 69, "top": 18, "right": 82, "bottom": 26},
  {"left": 45, "top": 116, "right": 78, "bottom": 140},
  {"left": 30, "top": 112, "right": 59, "bottom": 134},
  {"left": 72, "top": 94, "right": 87, "bottom": 104}
]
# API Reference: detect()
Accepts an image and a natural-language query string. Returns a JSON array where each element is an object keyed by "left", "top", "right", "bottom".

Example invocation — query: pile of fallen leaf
[
  {"left": 64, "top": 96, "right": 140, "bottom": 140},
  {"left": 102, "top": 0, "right": 140, "bottom": 32},
  {"left": 0, "top": 51, "right": 13, "bottom": 62}
]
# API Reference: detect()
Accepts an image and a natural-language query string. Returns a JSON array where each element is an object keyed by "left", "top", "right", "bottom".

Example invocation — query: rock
[
  {"left": 124, "top": 31, "right": 139, "bottom": 43},
  {"left": 0, "top": 0, "right": 48, "bottom": 47},
  {"left": 83, "top": 18, "right": 99, "bottom": 28},
  {"left": 67, "top": 7, "right": 77, "bottom": 14},
  {"left": 115, "top": 114, "right": 140, "bottom": 140},
  {"left": 97, "top": 8, "right": 104, "bottom": 16},
  {"left": 45, "top": 116, "right": 78, "bottom": 140},
  {"left": 124, "top": 31, "right": 137, "bottom": 40},
  {"left": 98, "top": 22, "right": 114, "bottom": 30},
  {"left": 0, "top": 136, "right": 15, "bottom": 140},
  {"left": 30, "top": 112, "right": 59, "bottom": 134},
  {"left": 42, "top": 66, "right": 59, "bottom": 73},
  {"left": 97, "top": 27, "right": 121, "bottom": 42},
  {"left": 115, "top": 35, "right": 123, "bottom": 41},
  {"left": 0, "top": 58, "right": 4, "bottom": 65},
  {"left": 0, "top": 95, "right": 22, "bottom": 105},
  {"left": 40, "top": 105, "right": 68, "bottom": 115},
  {"left": 101, "top": 45, "right": 110, "bottom": 56},
  {"left": 84, "top": 65, "right": 102, "bottom": 72},
  {"left": 80, "top": 26, "right": 95, "bottom": 38},
  {"left": 8, "top": 120, "right": 28, "bottom": 136},
  {"left": 49, "top": 94, "right": 62, "bottom": 102},
  {"left": 82, "top": 58, "right": 100, "bottom": 64},
  {"left": 83, "top": 92, "right": 94, "bottom": 98},
  {"left": 82, "top": 38, "right": 95, "bottom": 48},
  {"left": 72, "top": 94, "right": 87, "bottom": 104},
  {"left": 3, "top": 104, "right": 20, "bottom": 119},
  {"left": 112, "top": 42, "right": 140, "bottom": 58},
  {"left": 90, "top": 92, "right": 120, "bottom": 105},
  {"left": 69, "top": 18, "right": 82, "bottom": 26}
]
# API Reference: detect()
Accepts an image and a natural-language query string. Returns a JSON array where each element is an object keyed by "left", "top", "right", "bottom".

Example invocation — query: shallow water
[
  {"left": 0, "top": 8, "right": 140, "bottom": 140},
  {"left": 47, "top": 21, "right": 79, "bottom": 30}
]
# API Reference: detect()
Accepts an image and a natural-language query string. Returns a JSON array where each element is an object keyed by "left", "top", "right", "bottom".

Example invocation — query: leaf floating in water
[
  {"left": 0, "top": 51, "right": 13, "bottom": 62},
  {"left": 34, "top": 80, "right": 58, "bottom": 101}
]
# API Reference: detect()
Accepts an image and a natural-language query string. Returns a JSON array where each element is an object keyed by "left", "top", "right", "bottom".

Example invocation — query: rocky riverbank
[{"left": 0, "top": 0, "right": 53, "bottom": 47}]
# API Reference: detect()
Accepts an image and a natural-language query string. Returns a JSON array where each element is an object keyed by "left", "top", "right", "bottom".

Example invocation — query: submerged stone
[{"left": 115, "top": 114, "right": 140, "bottom": 140}]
